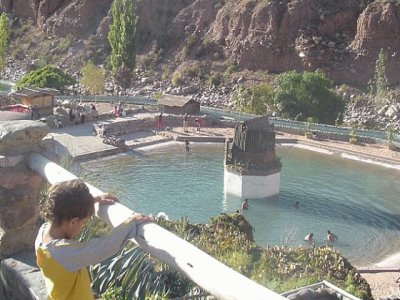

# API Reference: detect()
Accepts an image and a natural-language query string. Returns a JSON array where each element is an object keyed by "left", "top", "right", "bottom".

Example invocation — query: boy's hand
[
  {"left": 94, "top": 194, "right": 119, "bottom": 204},
  {"left": 131, "top": 213, "right": 153, "bottom": 224}
]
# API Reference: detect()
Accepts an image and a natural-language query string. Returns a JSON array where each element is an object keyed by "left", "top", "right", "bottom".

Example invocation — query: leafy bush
[
  {"left": 274, "top": 71, "right": 344, "bottom": 124},
  {"left": 232, "top": 83, "right": 274, "bottom": 115},
  {"left": 16, "top": 65, "right": 76, "bottom": 92},
  {"left": 89, "top": 214, "right": 372, "bottom": 299}
]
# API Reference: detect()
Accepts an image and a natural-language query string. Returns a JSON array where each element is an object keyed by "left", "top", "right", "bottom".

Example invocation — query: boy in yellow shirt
[{"left": 35, "top": 179, "right": 151, "bottom": 300}]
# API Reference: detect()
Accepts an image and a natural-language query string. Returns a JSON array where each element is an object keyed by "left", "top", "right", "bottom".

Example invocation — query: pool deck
[{"left": 47, "top": 119, "right": 400, "bottom": 168}]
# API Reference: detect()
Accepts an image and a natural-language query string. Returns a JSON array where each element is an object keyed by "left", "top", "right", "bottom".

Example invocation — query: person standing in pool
[
  {"left": 327, "top": 230, "right": 338, "bottom": 242},
  {"left": 241, "top": 199, "right": 249, "bottom": 210},
  {"left": 304, "top": 233, "right": 314, "bottom": 243},
  {"left": 184, "top": 139, "right": 190, "bottom": 154}
]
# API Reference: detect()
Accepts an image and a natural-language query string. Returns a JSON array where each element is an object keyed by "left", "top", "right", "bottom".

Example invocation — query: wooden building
[
  {"left": 11, "top": 87, "right": 59, "bottom": 117},
  {"left": 158, "top": 94, "right": 200, "bottom": 115}
]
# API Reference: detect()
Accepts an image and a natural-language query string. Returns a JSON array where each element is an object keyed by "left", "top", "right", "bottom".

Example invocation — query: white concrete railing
[{"left": 27, "top": 153, "right": 287, "bottom": 300}]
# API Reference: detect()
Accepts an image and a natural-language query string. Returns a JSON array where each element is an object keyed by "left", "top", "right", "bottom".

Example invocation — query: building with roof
[
  {"left": 158, "top": 94, "right": 200, "bottom": 115},
  {"left": 10, "top": 87, "right": 59, "bottom": 117}
]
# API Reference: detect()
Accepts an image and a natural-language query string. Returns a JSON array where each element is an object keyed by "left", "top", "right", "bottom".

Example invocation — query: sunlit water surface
[{"left": 80, "top": 144, "right": 400, "bottom": 266}]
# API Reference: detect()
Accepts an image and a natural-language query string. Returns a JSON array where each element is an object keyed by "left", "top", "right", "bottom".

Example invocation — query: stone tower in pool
[{"left": 224, "top": 116, "right": 281, "bottom": 198}]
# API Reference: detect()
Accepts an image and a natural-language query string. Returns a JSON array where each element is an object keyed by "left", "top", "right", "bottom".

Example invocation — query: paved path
[{"left": 47, "top": 119, "right": 231, "bottom": 161}]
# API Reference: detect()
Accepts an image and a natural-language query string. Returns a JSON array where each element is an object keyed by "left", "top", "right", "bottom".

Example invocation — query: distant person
[
  {"left": 327, "top": 230, "right": 338, "bottom": 242},
  {"left": 80, "top": 108, "right": 86, "bottom": 124},
  {"left": 91, "top": 104, "right": 98, "bottom": 119},
  {"left": 157, "top": 113, "right": 163, "bottom": 130},
  {"left": 304, "top": 233, "right": 314, "bottom": 243},
  {"left": 184, "top": 139, "right": 190, "bottom": 154},
  {"left": 294, "top": 201, "right": 300, "bottom": 209},
  {"left": 241, "top": 199, "right": 249, "bottom": 210},
  {"left": 183, "top": 113, "right": 188, "bottom": 132},
  {"left": 195, "top": 116, "right": 201, "bottom": 132},
  {"left": 69, "top": 108, "right": 75, "bottom": 122},
  {"left": 31, "top": 105, "right": 39, "bottom": 120},
  {"left": 113, "top": 106, "right": 120, "bottom": 117}
]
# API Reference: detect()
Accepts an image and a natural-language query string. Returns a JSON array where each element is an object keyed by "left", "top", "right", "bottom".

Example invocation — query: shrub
[{"left": 16, "top": 65, "right": 76, "bottom": 92}]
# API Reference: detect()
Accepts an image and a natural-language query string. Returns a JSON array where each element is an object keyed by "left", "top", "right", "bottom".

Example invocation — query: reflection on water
[{"left": 80, "top": 144, "right": 400, "bottom": 266}]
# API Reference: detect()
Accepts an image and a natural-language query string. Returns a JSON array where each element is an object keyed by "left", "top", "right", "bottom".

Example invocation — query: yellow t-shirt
[{"left": 35, "top": 219, "right": 138, "bottom": 300}]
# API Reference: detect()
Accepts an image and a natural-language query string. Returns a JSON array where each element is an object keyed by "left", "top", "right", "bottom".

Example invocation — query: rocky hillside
[{"left": 1, "top": 0, "right": 400, "bottom": 88}]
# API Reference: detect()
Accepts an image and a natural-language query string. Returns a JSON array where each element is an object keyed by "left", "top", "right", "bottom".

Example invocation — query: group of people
[
  {"left": 68, "top": 103, "right": 97, "bottom": 124},
  {"left": 156, "top": 112, "right": 201, "bottom": 133},
  {"left": 113, "top": 102, "right": 125, "bottom": 117},
  {"left": 304, "top": 230, "right": 338, "bottom": 244},
  {"left": 183, "top": 113, "right": 201, "bottom": 132},
  {"left": 241, "top": 199, "right": 339, "bottom": 244}
]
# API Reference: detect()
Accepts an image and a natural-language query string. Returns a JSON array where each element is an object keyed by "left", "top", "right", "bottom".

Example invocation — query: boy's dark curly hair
[{"left": 42, "top": 179, "right": 94, "bottom": 226}]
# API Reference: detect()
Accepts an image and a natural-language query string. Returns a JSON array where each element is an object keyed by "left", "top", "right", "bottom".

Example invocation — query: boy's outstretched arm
[
  {"left": 94, "top": 193, "right": 119, "bottom": 204},
  {"left": 47, "top": 213, "right": 152, "bottom": 272}
]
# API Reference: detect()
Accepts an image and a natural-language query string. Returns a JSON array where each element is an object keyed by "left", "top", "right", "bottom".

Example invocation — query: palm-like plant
[{"left": 89, "top": 217, "right": 203, "bottom": 299}]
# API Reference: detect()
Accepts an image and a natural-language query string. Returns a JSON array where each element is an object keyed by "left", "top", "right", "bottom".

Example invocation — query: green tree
[
  {"left": 369, "top": 49, "right": 389, "bottom": 105},
  {"left": 0, "top": 13, "right": 8, "bottom": 72},
  {"left": 80, "top": 61, "right": 105, "bottom": 96},
  {"left": 232, "top": 83, "right": 274, "bottom": 115},
  {"left": 16, "top": 65, "right": 76, "bottom": 92},
  {"left": 273, "top": 71, "right": 344, "bottom": 124},
  {"left": 108, "top": 0, "right": 137, "bottom": 89}
]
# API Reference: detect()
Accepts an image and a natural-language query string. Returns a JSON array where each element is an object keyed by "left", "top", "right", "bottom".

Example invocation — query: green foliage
[
  {"left": 273, "top": 71, "right": 344, "bottom": 124},
  {"left": 304, "top": 117, "right": 314, "bottom": 138},
  {"left": 56, "top": 33, "right": 74, "bottom": 54},
  {"left": 108, "top": 0, "right": 137, "bottom": 82},
  {"left": 0, "top": 13, "right": 8, "bottom": 72},
  {"left": 232, "top": 83, "right": 274, "bottom": 115},
  {"left": 349, "top": 125, "right": 358, "bottom": 144},
  {"left": 80, "top": 61, "right": 105, "bottom": 95},
  {"left": 16, "top": 65, "right": 76, "bottom": 92},
  {"left": 369, "top": 49, "right": 390, "bottom": 106},
  {"left": 171, "top": 71, "right": 183, "bottom": 86},
  {"left": 91, "top": 246, "right": 172, "bottom": 299},
  {"left": 87, "top": 213, "right": 371, "bottom": 299},
  {"left": 206, "top": 71, "right": 223, "bottom": 86},
  {"left": 386, "top": 124, "right": 397, "bottom": 150}
]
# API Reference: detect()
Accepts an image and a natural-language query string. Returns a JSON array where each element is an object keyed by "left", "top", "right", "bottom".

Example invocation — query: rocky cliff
[{"left": 1, "top": 0, "right": 400, "bottom": 87}]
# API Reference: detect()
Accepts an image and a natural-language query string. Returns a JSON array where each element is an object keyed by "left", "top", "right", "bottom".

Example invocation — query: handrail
[{"left": 27, "top": 152, "right": 287, "bottom": 300}]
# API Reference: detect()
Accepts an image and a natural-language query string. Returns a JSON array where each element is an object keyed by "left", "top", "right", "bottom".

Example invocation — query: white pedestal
[{"left": 224, "top": 168, "right": 281, "bottom": 198}]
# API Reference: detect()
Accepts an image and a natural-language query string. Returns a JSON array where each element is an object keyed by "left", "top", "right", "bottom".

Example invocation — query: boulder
[{"left": 0, "top": 121, "right": 49, "bottom": 155}]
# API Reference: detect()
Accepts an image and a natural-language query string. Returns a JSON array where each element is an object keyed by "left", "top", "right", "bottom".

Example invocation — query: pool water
[
  {"left": 0, "top": 82, "right": 11, "bottom": 92},
  {"left": 80, "top": 143, "right": 400, "bottom": 266}
]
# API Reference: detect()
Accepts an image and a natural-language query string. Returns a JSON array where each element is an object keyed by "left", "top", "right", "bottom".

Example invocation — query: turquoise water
[
  {"left": 0, "top": 82, "right": 11, "bottom": 92},
  {"left": 80, "top": 144, "right": 400, "bottom": 266}
]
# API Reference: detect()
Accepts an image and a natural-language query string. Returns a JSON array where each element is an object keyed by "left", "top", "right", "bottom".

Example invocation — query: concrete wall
[
  {"left": 224, "top": 168, "right": 281, "bottom": 198},
  {"left": 93, "top": 115, "right": 236, "bottom": 136}
]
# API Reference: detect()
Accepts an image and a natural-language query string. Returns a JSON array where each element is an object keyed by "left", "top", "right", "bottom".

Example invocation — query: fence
[
  {"left": 200, "top": 107, "right": 400, "bottom": 145},
  {"left": 9, "top": 90, "right": 399, "bottom": 146}
]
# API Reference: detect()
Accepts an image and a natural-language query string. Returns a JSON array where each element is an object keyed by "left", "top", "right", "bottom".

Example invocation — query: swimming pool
[{"left": 80, "top": 143, "right": 400, "bottom": 266}]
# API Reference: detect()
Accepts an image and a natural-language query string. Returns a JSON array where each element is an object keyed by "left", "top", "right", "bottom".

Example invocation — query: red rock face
[{"left": 1, "top": 0, "right": 400, "bottom": 87}]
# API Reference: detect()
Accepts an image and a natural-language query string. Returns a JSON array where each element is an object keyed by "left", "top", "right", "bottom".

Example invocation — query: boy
[{"left": 35, "top": 179, "right": 151, "bottom": 300}]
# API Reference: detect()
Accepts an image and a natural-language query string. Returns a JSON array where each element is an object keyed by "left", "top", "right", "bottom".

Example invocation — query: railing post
[{"left": 27, "top": 153, "right": 287, "bottom": 300}]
